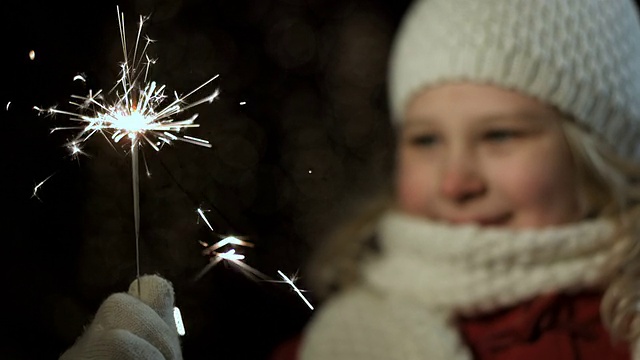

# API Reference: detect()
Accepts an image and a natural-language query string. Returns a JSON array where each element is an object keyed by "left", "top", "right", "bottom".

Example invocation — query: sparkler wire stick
[{"left": 132, "top": 140, "right": 141, "bottom": 296}]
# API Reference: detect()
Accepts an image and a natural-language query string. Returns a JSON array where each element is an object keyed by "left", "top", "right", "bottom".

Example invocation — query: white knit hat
[{"left": 389, "top": 0, "right": 640, "bottom": 160}]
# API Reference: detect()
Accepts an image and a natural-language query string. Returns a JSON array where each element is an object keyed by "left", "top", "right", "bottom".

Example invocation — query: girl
[
  {"left": 299, "top": 0, "right": 640, "bottom": 358},
  {"left": 61, "top": 0, "right": 640, "bottom": 359}
]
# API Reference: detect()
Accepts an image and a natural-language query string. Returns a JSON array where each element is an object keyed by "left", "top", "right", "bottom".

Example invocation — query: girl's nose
[{"left": 439, "top": 154, "right": 486, "bottom": 203}]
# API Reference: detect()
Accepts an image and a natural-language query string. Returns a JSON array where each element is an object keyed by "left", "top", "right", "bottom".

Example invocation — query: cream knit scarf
[{"left": 301, "top": 211, "right": 633, "bottom": 360}]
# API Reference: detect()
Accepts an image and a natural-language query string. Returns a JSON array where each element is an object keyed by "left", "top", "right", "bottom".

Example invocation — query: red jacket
[{"left": 271, "top": 291, "right": 630, "bottom": 360}]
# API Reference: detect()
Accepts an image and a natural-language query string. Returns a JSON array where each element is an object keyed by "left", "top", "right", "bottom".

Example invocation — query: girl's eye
[
  {"left": 484, "top": 129, "right": 521, "bottom": 142},
  {"left": 409, "top": 134, "right": 438, "bottom": 147}
]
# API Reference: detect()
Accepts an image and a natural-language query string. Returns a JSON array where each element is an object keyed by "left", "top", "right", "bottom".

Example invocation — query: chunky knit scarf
[{"left": 300, "top": 211, "right": 632, "bottom": 360}]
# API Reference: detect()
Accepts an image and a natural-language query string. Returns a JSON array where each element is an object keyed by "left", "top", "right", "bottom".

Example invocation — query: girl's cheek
[
  {"left": 395, "top": 161, "right": 433, "bottom": 215},
  {"left": 496, "top": 157, "right": 578, "bottom": 225},
  {"left": 498, "top": 158, "right": 545, "bottom": 194}
]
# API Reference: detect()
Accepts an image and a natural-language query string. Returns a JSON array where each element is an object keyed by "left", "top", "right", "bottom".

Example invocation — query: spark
[
  {"left": 201, "top": 236, "right": 254, "bottom": 254},
  {"left": 35, "top": 7, "right": 219, "bottom": 288},
  {"left": 197, "top": 236, "right": 259, "bottom": 279},
  {"left": 195, "top": 210, "right": 264, "bottom": 281},
  {"left": 73, "top": 74, "right": 86, "bottom": 83},
  {"left": 29, "top": 50, "right": 35, "bottom": 60},
  {"left": 196, "top": 208, "right": 215, "bottom": 231},
  {"left": 239, "top": 101, "right": 246, "bottom": 105},
  {"left": 217, "top": 248, "right": 245, "bottom": 261},
  {"left": 196, "top": 246, "right": 267, "bottom": 281},
  {"left": 66, "top": 140, "right": 88, "bottom": 159},
  {"left": 277, "top": 270, "right": 314, "bottom": 310},
  {"left": 194, "top": 212, "right": 314, "bottom": 311},
  {"left": 32, "top": 173, "right": 55, "bottom": 201},
  {"left": 6, "top": 102, "right": 10, "bottom": 111}
]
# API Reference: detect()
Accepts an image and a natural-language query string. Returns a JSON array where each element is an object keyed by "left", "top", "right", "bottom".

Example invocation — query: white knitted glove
[{"left": 60, "top": 275, "right": 182, "bottom": 360}]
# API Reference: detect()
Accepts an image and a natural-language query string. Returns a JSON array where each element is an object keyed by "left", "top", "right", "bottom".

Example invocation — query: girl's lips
[
  {"left": 479, "top": 213, "right": 512, "bottom": 226},
  {"left": 448, "top": 213, "right": 512, "bottom": 226}
]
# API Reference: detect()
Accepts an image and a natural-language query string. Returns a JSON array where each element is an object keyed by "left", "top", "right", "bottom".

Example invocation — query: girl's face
[{"left": 395, "top": 83, "right": 583, "bottom": 228}]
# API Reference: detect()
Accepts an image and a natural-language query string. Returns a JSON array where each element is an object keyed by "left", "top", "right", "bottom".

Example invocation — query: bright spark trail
[
  {"left": 195, "top": 209, "right": 315, "bottom": 310},
  {"left": 195, "top": 208, "right": 267, "bottom": 281},
  {"left": 277, "top": 270, "right": 314, "bottom": 310},
  {"left": 34, "top": 7, "right": 219, "bottom": 291},
  {"left": 31, "top": 173, "right": 55, "bottom": 202}
]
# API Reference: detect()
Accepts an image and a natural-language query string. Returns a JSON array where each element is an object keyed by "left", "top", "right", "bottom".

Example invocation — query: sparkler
[{"left": 34, "top": 7, "right": 219, "bottom": 291}]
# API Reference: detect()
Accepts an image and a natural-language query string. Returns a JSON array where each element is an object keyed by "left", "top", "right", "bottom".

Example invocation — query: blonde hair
[
  {"left": 305, "top": 194, "right": 393, "bottom": 300},
  {"left": 561, "top": 119, "right": 640, "bottom": 342}
]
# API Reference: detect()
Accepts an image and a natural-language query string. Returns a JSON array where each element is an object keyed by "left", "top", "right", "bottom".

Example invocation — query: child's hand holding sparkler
[{"left": 60, "top": 275, "right": 182, "bottom": 360}]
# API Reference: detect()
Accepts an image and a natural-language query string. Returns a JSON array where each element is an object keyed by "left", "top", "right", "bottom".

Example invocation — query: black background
[{"left": 1, "top": 0, "right": 405, "bottom": 359}]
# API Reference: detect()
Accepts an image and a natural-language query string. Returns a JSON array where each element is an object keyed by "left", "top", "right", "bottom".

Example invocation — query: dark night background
[{"left": 1, "top": 0, "right": 406, "bottom": 359}]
